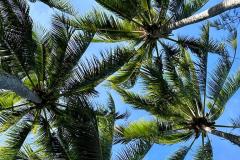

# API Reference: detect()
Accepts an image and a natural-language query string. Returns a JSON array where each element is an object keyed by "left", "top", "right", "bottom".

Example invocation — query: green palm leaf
[
  {"left": 114, "top": 120, "right": 159, "bottom": 143},
  {"left": 108, "top": 52, "right": 144, "bottom": 85},
  {"left": 29, "top": 0, "right": 77, "bottom": 15},
  {"left": 95, "top": 0, "right": 141, "bottom": 20},
  {"left": 208, "top": 30, "right": 238, "bottom": 120},
  {"left": 115, "top": 140, "right": 152, "bottom": 160},
  {"left": 168, "top": 138, "right": 196, "bottom": 160},
  {"left": 169, "top": 0, "right": 208, "bottom": 21},
  {"left": 72, "top": 10, "right": 142, "bottom": 41},
  {"left": 48, "top": 14, "right": 94, "bottom": 90},
  {"left": 57, "top": 97, "right": 102, "bottom": 160},
  {"left": 210, "top": 69, "right": 240, "bottom": 120},
  {"left": 0, "top": 119, "right": 33, "bottom": 159},
  {"left": 0, "top": 109, "right": 28, "bottom": 133},
  {"left": 63, "top": 47, "right": 135, "bottom": 96},
  {"left": 112, "top": 85, "right": 155, "bottom": 114},
  {"left": 0, "top": 0, "right": 36, "bottom": 75},
  {"left": 97, "top": 95, "right": 116, "bottom": 160},
  {"left": 194, "top": 140, "right": 213, "bottom": 160},
  {"left": 168, "top": 146, "right": 189, "bottom": 160},
  {"left": 157, "top": 131, "right": 193, "bottom": 144},
  {"left": 17, "top": 144, "right": 41, "bottom": 160},
  {"left": 114, "top": 120, "right": 183, "bottom": 145},
  {"left": 231, "top": 116, "right": 240, "bottom": 128},
  {"left": 35, "top": 115, "right": 69, "bottom": 159}
]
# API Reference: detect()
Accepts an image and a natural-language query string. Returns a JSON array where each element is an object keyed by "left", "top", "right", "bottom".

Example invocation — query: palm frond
[
  {"left": 115, "top": 110, "right": 131, "bottom": 120},
  {"left": 168, "top": 138, "right": 196, "bottom": 160},
  {"left": 209, "top": 69, "right": 240, "bottom": 120},
  {"left": 157, "top": 131, "right": 193, "bottom": 144},
  {"left": 231, "top": 116, "right": 240, "bottom": 128},
  {"left": 161, "top": 43, "right": 184, "bottom": 90},
  {"left": 140, "top": 56, "right": 190, "bottom": 120},
  {"left": 177, "top": 47, "right": 201, "bottom": 110},
  {"left": 0, "top": 119, "right": 33, "bottom": 159},
  {"left": 168, "top": 0, "right": 185, "bottom": 21},
  {"left": 208, "top": 29, "right": 238, "bottom": 120},
  {"left": 63, "top": 47, "right": 135, "bottom": 96},
  {"left": 227, "top": 28, "right": 238, "bottom": 50},
  {"left": 153, "top": 0, "right": 170, "bottom": 23},
  {"left": 32, "top": 25, "right": 51, "bottom": 84},
  {"left": 29, "top": 0, "right": 77, "bottom": 15},
  {"left": 115, "top": 140, "right": 152, "bottom": 160},
  {"left": 194, "top": 140, "right": 213, "bottom": 160},
  {"left": 0, "top": 0, "right": 36, "bottom": 75},
  {"left": 107, "top": 52, "right": 144, "bottom": 85},
  {"left": 176, "top": 36, "right": 202, "bottom": 55},
  {"left": 114, "top": 120, "right": 177, "bottom": 144},
  {"left": 168, "top": 146, "right": 189, "bottom": 160},
  {"left": 35, "top": 114, "right": 69, "bottom": 159},
  {"left": 169, "top": 0, "right": 208, "bottom": 21},
  {"left": 195, "top": 24, "right": 209, "bottom": 102},
  {"left": 207, "top": 53, "right": 231, "bottom": 100},
  {"left": 0, "top": 108, "right": 28, "bottom": 133},
  {"left": 97, "top": 94, "right": 116, "bottom": 160},
  {"left": 0, "top": 91, "right": 22, "bottom": 108},
  {"left": 57, "top": 97, "right": 102, "bottom": 160},
  {"left": 114, "top": 120, "right": 159, "bottom": 144},
  {"left": 18, "top": 144, "right": 41, "bottom": 160},
  {"left": 71, "top": 10, "right": 142, "bottom": 41},
  {"left": 47, "top": 14, "right": 94, "bottom": 90},
  {"left": 141, "top": 56, "right": 177, "bottom": 105},
  {"left": 210, "top": 9, "right": 240, "bottom": 32},
  {"left": 112, "top": 85, "right": 155, "bottom": 114},
  {"left": 95, "top": 0, "right": 141, "bottom": 21},
  {"left": 161, "top": 46, "right": 200, "bottom": 118}
]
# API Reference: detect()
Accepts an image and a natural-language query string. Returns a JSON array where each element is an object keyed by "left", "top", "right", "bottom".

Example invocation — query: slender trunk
[
  {"left": 210, "top": 129, "right": 240, "bottom": 147},
  {"left": 0, "top": 73, "right": 41, "bottom": 103},
  {"left": 169, "top": 0, "right": 240, "bottom": 30}
]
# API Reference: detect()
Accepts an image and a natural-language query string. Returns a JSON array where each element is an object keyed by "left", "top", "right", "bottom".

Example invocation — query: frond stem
[
  {"left": 214, "top": 124, "right": 240, "bottom": 129},
  {"left": 3, "top": 40, "right": 36, "bottom": 88},
  {"left": 0, "top": 103, "right": 30, "bottom": 111}
]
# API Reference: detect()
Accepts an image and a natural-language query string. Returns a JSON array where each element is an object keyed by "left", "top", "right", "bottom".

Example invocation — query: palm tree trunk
[
  {"left": 0, "top": 73, "right": 41, "bottom": 103},
  {"left": 169, "top": 0, "right": 240, "bottom": 30},
  {"left": 210, "top": 129, "right": 240, "bottom": 147}
]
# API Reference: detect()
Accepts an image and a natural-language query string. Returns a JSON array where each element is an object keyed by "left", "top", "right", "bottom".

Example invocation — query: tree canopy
[{"left": 0, "top": 0, "right": 240, "bottom": 160}]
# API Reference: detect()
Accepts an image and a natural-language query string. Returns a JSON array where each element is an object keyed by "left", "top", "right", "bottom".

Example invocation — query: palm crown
[
  {"left": 0, "top": 0, "right": 135, "bottom": 159},
  {"left": 70, "top": 0, "right": 229, "bottom": 87},
  {"left": 113, "top": 24, "right": 240, "bottom": 159}
]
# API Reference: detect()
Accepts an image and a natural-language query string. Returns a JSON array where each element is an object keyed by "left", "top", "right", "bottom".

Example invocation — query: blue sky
[{"left": 28, "top": 0, "right": 240, "bottom": 159}]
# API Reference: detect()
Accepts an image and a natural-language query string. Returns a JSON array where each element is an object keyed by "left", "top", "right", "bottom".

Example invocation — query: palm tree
[
  {"left": 113, "top": 24, "right": 240, "bottom": 159},
  {"left": 71, "top": 0, "right": 235, "bottom": 86},
  {"left": 0, "top": 0, "right": 135, "bottom": 159},
  {"left": 13, "top": 94, "right": 144, "bottom": 160}
]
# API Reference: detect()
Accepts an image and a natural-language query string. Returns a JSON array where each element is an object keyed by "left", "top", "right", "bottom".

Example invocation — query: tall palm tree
[
  {"left": 0, "top": 0, "right": 135, "bottom": 159},
  {"left": 71, "top": 0, "right": 232, "bottom": 86},
  {"left": 113, "top": 24, "right": 240, "bottom": 159}
]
